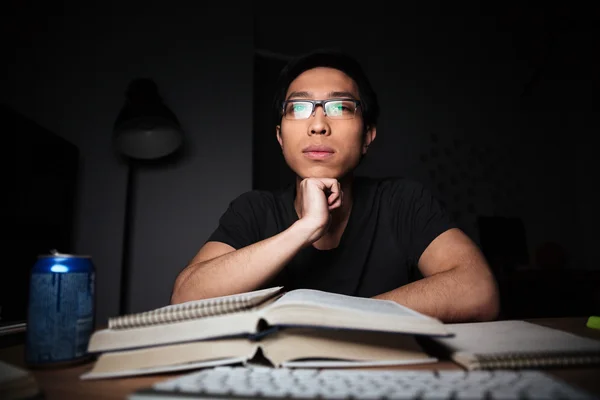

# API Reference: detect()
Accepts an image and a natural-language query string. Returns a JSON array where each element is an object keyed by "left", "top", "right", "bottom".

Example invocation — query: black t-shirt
[{"left": 207, "top": 176, "right": 456, "bottom": 297}]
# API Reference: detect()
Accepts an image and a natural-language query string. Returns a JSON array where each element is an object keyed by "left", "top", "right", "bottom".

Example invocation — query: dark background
[{"left": 2, "top": 3, "right": 598, "bottom": 325}]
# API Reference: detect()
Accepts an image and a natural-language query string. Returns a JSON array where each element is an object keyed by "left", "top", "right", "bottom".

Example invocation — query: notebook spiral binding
[
  {"left": 472, "top": 352, "right": 600, "bottom": 370},
  {"left": 108, "top": 296, "right": 255, "bottom": 330}
]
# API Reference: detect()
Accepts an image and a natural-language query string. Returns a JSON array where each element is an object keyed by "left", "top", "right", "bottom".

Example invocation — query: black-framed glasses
[{"left": 281, "top": 99, "right": 361, "bottom": 120}]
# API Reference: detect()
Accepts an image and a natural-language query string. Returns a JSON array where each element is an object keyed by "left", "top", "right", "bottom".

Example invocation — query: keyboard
[{"left": 128, "top": 366, "right": 597, "bottom": 399}]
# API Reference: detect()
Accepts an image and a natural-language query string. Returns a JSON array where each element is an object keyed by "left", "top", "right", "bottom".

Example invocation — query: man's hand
[{"left": 295, "top": 178, "right": 342, "bottom": 244}]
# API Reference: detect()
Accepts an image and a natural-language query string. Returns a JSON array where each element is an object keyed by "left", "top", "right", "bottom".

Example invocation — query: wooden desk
[{"left": 1, "top": 317, "right": 599, "bottom": 400}]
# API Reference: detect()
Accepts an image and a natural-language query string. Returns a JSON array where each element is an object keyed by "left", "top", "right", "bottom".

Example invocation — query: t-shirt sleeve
[
  {"left": 206, "top": 192, "right": 265, "bottom": 250},
  {"left": 393, "top": 180, "right": 457, "bottom": 268}
]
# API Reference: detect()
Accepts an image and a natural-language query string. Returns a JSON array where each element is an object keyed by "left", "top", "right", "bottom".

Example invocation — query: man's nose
[{"left": 308, "top": 106, "right": 330, "bottom": 136}]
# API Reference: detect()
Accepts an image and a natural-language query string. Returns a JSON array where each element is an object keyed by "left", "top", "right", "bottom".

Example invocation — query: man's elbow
[
  {"left": 473, "top": 278, "right": 500, "bottom": 322},
  {"left": 170, "top": 281, "right": 209, "bottom": 305},
  {"left": 171, "top": 261, "right": 220, "bottom": 304},
  {"left": 170, "top": 279, "right": 188, "bottom": 305},
  {"left": 170, "top": 267, "right": 200, "bottom": 304}
]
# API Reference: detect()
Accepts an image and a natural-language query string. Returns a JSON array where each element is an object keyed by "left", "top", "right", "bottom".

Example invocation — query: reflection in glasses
[{"left": 282, "top": 99, "right": 361, "bottom": 120}]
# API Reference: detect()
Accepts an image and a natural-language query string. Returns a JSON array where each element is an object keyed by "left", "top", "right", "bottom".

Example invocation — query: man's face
[{"left": 276, "top": 67, "right": 376, "bottom": 180}]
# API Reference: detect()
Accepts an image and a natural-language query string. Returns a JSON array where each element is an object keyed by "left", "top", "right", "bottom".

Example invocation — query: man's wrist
[{"left": 289, "top": 218, "right": 323, "bottom": 248}]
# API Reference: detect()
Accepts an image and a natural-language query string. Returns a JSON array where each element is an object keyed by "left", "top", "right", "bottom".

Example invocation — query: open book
[
  {"left": 89, "top": 287, "right": 449, "bottom": 352},
  {"left": 82, "top": 328, "right": 438, "bottom": 379},
  {"left": 83, "top": 287, "right": 450, "bottom": 378}
]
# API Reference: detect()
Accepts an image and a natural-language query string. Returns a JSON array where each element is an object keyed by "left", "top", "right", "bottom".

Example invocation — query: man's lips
[
  {"left": 302, "top": 145, "right": 335, "bottom": 153},
  {"left": 302, "top": 145, "right": 335, "bottom": 160},
  {"left": 302, "top": 149, "right": 334, "bottom": 160}
]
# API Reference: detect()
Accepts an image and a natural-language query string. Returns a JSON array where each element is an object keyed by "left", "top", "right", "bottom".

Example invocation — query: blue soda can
[{"left": 25, "top": 250, "right": 95, "bottom": 367}]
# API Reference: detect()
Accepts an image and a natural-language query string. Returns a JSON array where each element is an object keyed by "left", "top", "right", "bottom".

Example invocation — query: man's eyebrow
[
  {"left": 287, "top": 91, "right": 358, "bottom": 100},
  {"left": 328, "top": 91, "right": 357, "bottom": 99},
  {"left": 287, "top": 91, "right": 312, "bottom": 99}
]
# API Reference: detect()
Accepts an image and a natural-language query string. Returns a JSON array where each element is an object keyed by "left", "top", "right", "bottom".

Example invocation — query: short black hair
[{"left": 272, "top": 49, "right": 379, "bottom": 129}]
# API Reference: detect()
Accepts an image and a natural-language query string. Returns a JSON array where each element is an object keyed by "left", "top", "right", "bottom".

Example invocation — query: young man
[{"left": 171, "top": 50, "right": 500, "bottom": 323}]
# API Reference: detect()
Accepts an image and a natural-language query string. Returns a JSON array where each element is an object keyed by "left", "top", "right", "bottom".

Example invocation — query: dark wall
[
  {"left": 253, "top": 54, "right": 294, "bottom": 191},
  {"left": 2, "top": 4, "right": 254, "bottom": 323}
]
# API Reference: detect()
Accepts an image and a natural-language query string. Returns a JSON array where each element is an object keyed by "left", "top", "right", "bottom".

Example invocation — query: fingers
[
  {"left": 323, "top": 178, "right": 341, "bottom": 196},
  {"left": 302, "top": 178, "right": 343, "bottom": 210},
  {"left": 322, "top": 179, "right": 342, "bottom": 210},
  {"left": 328, "top": 190, "right": 342, "bottom": 211}
]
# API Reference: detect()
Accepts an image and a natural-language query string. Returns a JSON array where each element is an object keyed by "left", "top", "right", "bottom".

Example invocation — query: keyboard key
[{"left": 421, "top": 388, "right": 455, "bottom": 399}]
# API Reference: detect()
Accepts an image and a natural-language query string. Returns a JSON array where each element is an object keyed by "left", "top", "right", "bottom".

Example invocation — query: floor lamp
[{"left": 112, "top": 78, "right": 184, "bottom": 315}]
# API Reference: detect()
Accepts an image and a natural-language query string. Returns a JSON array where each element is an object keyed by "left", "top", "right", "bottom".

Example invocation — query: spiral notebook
[
  {"left": 430, "top": 320, "right": 600, "bottom": 370},
  {"left": 108, "top": 286, "right": 284, "bottom": 329}
]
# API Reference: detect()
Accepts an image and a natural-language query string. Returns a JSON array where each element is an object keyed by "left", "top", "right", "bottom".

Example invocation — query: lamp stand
[
  {"left": 118, "top": 161, "right": 138, "bottom": 315},
  {"left": 113, "top": 78, "right": 184, "bottom": 316}
]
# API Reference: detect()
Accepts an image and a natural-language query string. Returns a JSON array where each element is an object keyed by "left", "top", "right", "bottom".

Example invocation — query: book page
[
  {"left": 265, "top": 289, "right": 431, "bottom": 319},
  {"left": 261, "top": 328, "right": 436, "bottom": 367},
  {"left": 81, "top": 338, "right": 257, "bottom": 380},
  {"left": 259, "top": 289, "right": 449, "bottom": 336},
  {"left": 88, "top": 311, "right": 259, "bottom": 353},
  {"left": 80, "top": 357, "right": 251, "bottom": 380}
]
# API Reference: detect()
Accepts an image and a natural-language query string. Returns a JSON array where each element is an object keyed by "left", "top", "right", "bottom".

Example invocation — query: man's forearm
[
  {"left": 171, "top": 220, "right": 317, "bottom": 304},
  {"left": 373, "top": 265, "right": 500, "bottom": 323}
]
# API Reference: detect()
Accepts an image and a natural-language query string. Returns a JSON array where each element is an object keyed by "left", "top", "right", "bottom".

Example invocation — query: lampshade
[{"left": 113, "top": 78, "right": 183, "bottom": 160}]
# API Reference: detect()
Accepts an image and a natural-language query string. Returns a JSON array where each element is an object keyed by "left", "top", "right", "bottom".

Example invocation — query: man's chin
[
  {"left": 287, "top": 158, "right": 359, "bottom": 181},
  {"left": 295, "top": 168, "right": 352, "bottom": 182}
]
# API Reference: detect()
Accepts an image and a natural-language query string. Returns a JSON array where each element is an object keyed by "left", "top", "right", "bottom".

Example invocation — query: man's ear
[
  {"left": 276, "top": 125, "right": 283, "bottom": 149},
  {"left": 362, "top": 125, "right": 377, "bottom": 154}
]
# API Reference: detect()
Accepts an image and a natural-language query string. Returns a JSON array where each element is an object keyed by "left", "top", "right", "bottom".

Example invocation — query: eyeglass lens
[{"left": 284, "top": 100, "right": 358, "bottom": 120}]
